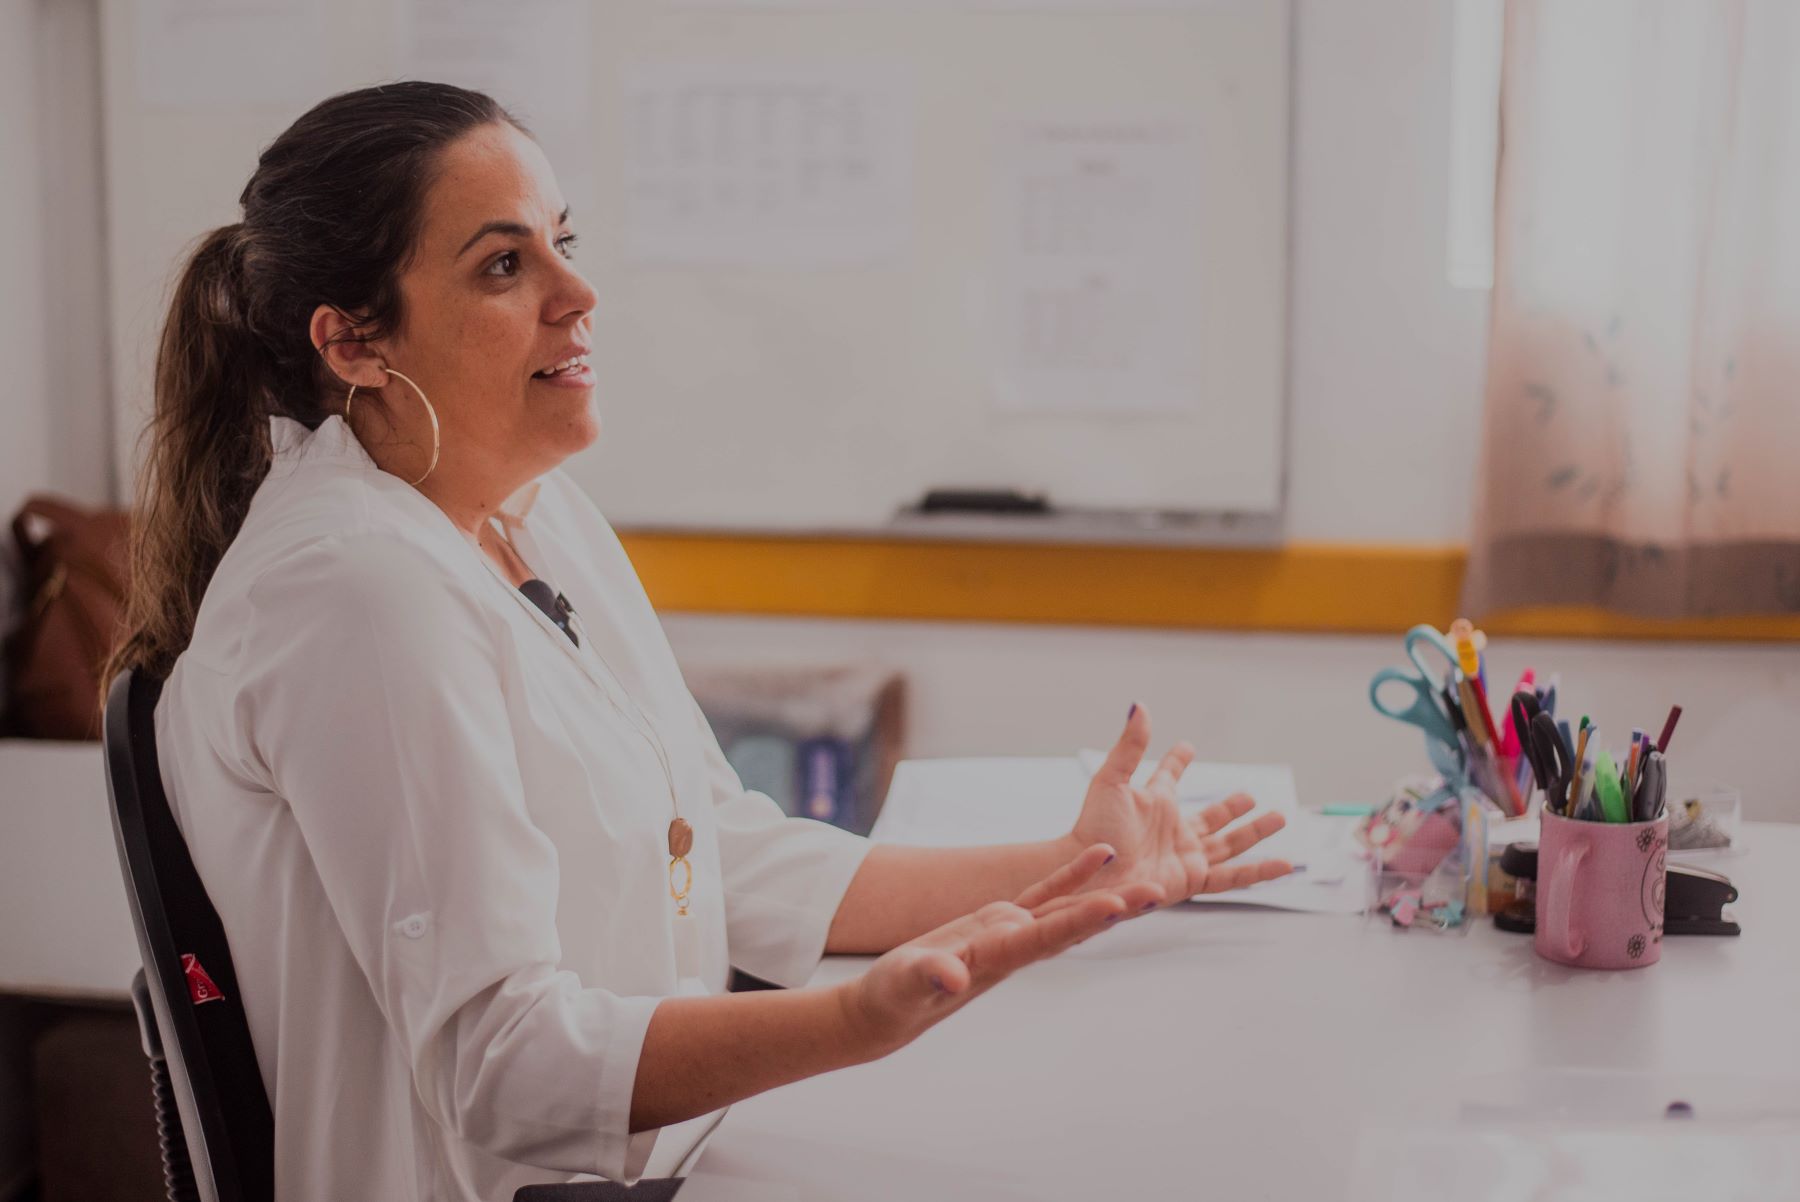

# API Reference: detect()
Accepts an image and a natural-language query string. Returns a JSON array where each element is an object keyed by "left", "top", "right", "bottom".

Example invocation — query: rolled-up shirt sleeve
[
  {"left": 689, "top": 698, "right": 873, "bottom": 988},
  {"left": 236, "top": 532, "right": 659, "bottom": 1180}
]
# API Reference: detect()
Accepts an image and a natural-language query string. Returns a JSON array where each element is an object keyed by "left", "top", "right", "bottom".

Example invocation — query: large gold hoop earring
[{"left": 344, "top": 367, "right": 441, "bottom": 487}]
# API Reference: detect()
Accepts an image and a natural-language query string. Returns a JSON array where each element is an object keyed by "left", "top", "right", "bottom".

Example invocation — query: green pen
[{"left": 1594, "top": 748, "right": 1628, "bottom": 823}]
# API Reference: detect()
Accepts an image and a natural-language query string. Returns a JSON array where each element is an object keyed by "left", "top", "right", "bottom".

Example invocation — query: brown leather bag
[{"left": 2, "top": 496, "right": 130, "bottom": 741}]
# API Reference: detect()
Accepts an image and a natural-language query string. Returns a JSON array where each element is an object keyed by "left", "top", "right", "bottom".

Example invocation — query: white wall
[
  {"left": 14, "top": 0, "right": 1490, "bottom": 541},
  {"left": 7, "top": 0, "right": 1792, "bottom": 826},
  {"left": 33, "top": 0, "right": 114, "bottom": 509},
  {"left": 664, "top": 614, "right": 1800, "bottom": 824},
  {"left": 1, "top": 0, "right": 111, "bottom": 518},
  {"left": 2, "top": 0, "right": 113, "bottom": 666},
  {"left": 1285, "top": 0, "right": 1491, "bottom": 543},
  {"left": 1, "top": 0, "right": 55, "bottom": 525},
  {"left": 658, "top": 0, "right": 1800, "bottom": 825}
]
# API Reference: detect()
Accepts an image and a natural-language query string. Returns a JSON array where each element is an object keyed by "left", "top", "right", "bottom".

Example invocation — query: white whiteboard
[{"left": 102, "top": 0, "right": 1290, "bottom": 536}]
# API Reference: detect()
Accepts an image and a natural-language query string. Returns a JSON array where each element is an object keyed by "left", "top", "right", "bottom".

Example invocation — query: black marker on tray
[{"left": 916, "top": 488, "right": 1053, "bottom": 515}]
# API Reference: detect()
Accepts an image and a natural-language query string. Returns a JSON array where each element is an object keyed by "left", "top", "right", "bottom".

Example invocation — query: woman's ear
[{"left": 309, "top": 304, "right": 389, "bottom": 389}]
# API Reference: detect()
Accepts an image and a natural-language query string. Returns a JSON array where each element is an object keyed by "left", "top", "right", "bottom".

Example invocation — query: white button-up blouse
[{"left": 154, "top": 414, "right": 872, "bottom": 1200}]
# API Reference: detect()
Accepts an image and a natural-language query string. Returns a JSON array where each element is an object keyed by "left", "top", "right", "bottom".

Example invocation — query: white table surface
[
  {"left": 8, "top": 743, "right": 1794, "bottom": 1197},
  {"left": 686, "top": 761, "right": 1797, "bottom": 1202}
]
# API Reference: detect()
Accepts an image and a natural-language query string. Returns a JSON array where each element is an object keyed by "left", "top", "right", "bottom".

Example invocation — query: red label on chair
[{"left": 181, "top": 954, "right": 225, "bottom": 1005}]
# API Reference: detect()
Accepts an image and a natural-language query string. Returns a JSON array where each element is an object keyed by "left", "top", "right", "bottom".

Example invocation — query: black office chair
[{"left": 102, "top": 669, "right": 672, "bottom": 1202}]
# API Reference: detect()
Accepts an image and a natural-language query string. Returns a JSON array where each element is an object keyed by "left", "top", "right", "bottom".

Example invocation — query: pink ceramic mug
[{"left": 1536, "top": 808, "right": 1668, "bottom": 969}]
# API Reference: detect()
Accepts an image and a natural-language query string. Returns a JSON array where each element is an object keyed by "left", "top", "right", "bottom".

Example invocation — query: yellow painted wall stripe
[{"left": 616, "top": 533, "right": 1800, "bottom": 643}]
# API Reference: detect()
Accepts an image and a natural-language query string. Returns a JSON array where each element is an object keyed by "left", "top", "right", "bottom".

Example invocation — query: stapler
[
  {"left": 1663, "top": 863, "right": 1741, "bottom": 936},
  {"left": 1491, "top": 844, "right": 1741, "bottom": 936}
]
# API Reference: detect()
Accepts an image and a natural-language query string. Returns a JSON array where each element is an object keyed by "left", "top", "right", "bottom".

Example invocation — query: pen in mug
[
  {"left": 1657, "top": 705, "right": 1683, "bottom": 755},
  {"left": 1570, "top": 717, "right": 1592, "bottom": 812},
  {"left": 1572, "top": 773, "right": 1600, "bottom": 822},
  {"left": 1468, "top": 675, "right": 1503, "bottom": 749},
  {"left": 1458, "top": 678, "right": 1488, "bottom": 747},
  {"left": 1594, "top": 747, "right": 1627, "bottom": 824},
  {"left": 1441, "top": 682, "right": 1469, "bottom": 734},
  {"left": 1630, "top": 754, "right": 1648, "bottom": 822},
  {"left": 1627, "top": 729, "right": 1643, "bottom": 799},
  {"left": 1500, "top": 670, "right": 1535, "bottom": 758}
]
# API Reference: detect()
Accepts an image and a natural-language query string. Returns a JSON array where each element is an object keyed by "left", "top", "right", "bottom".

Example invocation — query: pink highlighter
[{"left": 1498, "top": 669, "right": 1535, "bottom": 759}]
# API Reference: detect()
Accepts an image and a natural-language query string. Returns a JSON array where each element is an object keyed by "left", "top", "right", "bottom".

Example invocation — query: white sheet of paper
[
  {"left": 134, "top": 0, "right": 329, "bottom": 107},
  {"left": 395, "top": 0, "right": 596, "bottom": 216},
  {"left": 872, "top": 757, "right": 1094, "bottom": 847},
  {"left": 1188, "top": 810, "right": 1369, "bottom": 915},
  {"left": 1068, "top": 749, "right": 1363, "bottom": 913},
  {"left": 623, "top": 65, "right": 910, "bottom": 265},
  {"left": 993, "top": 121, "right": 1207, "bottom": 415}
]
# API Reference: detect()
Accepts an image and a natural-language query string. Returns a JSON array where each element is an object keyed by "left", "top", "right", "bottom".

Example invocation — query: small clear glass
[{"left": 1666, "top": 783, "right": 1742, "bottom": 858}]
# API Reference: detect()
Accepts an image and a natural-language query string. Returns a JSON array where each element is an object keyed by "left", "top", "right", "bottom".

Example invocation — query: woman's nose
[{"left": 547, "top": 258, "right": 599, "bottom": 324}]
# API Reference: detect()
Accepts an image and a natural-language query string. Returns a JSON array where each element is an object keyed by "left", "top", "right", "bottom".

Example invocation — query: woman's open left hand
[
  {"left": 840, "top": 843, "right": 1166, "bottom": 1058},
  {"left": 1069, "top": 704, "right": 1294, "bottom": 909}
]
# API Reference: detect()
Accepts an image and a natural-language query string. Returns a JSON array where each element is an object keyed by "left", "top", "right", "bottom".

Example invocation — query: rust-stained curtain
[{"left": 1464, "top": 0, "right": 1800, "bottom": 619}]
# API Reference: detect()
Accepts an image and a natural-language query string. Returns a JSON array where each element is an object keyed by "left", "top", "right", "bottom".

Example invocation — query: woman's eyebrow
[{"left": 456, "top": 207, "right": 572, "bottom": 259}]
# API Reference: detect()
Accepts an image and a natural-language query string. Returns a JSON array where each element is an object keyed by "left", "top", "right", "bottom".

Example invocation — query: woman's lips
[{"left": 530, "top": 363, "right": 595, "bottom": 389}]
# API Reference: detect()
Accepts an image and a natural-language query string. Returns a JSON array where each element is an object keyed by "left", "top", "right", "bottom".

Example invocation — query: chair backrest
[{"left": 103, "top": 669, "right": 275, "bottom": 1202}]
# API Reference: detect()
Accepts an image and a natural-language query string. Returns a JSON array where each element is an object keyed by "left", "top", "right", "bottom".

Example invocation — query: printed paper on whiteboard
[
  {"left": 396, "top": 0, "right": 597, "bottom": 219},
  {"left": 623, "top": 65, "right": 911, "bottom": 265},
  {"left": 135, "top": 0, "right": 329, "bottom": 107},
  {"left": 993, "top": 122, "right": 1208, "bottom": 417}
]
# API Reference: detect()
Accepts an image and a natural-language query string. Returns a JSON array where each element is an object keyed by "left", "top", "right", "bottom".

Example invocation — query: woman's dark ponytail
[
  {"left": 108, "top": 222, "right": 272, "bottom": 683},
  {"left": 104, "top": 81, "right": 521, "bottom": 687}
]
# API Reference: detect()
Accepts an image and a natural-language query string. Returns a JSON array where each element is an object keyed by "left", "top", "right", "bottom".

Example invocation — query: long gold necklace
[{"left": 483, "top": 518, "right": 698, "bottom": 960}]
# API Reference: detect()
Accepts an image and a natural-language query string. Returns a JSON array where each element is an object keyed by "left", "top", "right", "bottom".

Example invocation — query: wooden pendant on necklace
[{"left": 667, "top": 818, "right": 694, "bottom": 917}]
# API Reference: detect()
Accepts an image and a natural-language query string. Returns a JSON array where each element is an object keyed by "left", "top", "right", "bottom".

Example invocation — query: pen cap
[
  {"left": 1449, "top": 619, "right": 1481, "bottom": 676},
  {"left": 1455, "top": 639, "right": 1480, "bottom": 678}
]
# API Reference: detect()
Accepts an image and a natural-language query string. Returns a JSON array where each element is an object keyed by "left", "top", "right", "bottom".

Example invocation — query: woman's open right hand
[{"left": 835, "top": 843, "right": 1164, "bottom": 1058}]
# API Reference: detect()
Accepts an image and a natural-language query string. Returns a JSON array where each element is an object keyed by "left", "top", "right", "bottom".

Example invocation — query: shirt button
[{"left": 394, "top": 913, "right": 431, "bottom": 939}]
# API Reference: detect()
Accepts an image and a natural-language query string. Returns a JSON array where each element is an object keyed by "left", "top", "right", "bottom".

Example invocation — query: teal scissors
[{"left": 1369, "top": 623, "right": 1465, "bottom": 780}]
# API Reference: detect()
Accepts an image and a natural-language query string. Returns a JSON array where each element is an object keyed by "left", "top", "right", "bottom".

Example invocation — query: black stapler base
[{"left": 1493, "top": 844, "right": 1741, "bottom": 937}]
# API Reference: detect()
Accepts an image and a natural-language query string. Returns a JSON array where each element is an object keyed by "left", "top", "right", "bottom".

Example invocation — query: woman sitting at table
[{"left": 104, "top": 81, "right": 1291, "bottom": 1200}]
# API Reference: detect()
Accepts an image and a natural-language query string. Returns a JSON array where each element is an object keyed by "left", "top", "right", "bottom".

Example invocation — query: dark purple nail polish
[
  {"left": 1104, "top": 912, "right": 1121, "bottom": 923},
  {"left": 1102, "top": 853, "right": 1116, "bottom": 866},
  {"left": 1141, "top": 900, "right": 1158, "bottom": 912},
  {"left": 930, "top": 975, "right": 946, "bottom": 993},
  {"left": 1128, "top": 703, "right": 1138, "bottom": 720}
]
